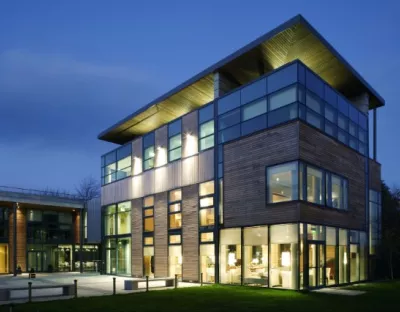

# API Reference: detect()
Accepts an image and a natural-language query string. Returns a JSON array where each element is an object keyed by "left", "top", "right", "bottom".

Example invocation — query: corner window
[
  {"left": 267, "top": 162, "right": 298, "bottom": 203},
  {"left": 268, "top": 85, "right": 297, "bottom": 111},
  {"left": 326, "top": 174, "right": 348, "bottom": 210},
  {"left": 306, "top": 166, "right": 324, "bottom": 205},
  {"left": 242, "top": 98, "right": 267, "bottom": 121}
]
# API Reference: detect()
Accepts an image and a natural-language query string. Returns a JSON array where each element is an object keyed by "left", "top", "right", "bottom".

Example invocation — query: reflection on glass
[
  {"left": 117, "top": 238, "right": 131, "bottom": 275},
  {"left": 267, "top": 162, "right": 298, "bottom": 203}
]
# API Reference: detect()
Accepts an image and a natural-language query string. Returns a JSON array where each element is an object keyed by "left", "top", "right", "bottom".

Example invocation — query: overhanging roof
[{"left": 98, "top": 14, "right": 385, "bottom": 144}]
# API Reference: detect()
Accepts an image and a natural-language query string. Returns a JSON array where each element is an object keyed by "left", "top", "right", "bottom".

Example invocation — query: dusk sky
[{"left": 0, "top": 0, "right": 399, "bottom": 192}]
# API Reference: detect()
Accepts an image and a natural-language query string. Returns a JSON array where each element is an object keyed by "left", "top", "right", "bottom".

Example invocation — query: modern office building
[
  {"left": 98, "top": 15, "right": 383, "bottom": 289},
  {"left": 0, "top": 186, "right": 101, "bottom": 274}
]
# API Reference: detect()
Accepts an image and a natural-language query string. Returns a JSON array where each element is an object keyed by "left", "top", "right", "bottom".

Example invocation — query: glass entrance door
[
  {"left": 28, "top": 251, "right": 43, "bottom": 272},
  {"left": 308, "top": 243, "right": 325, "bottom": 288}
]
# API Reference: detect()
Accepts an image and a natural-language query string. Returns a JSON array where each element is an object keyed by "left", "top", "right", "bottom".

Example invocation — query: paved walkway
[
  {"left": 312, "top": 287, "right": 366, "bottom": 296},
  {"left": 0, "top": 273, "right": 201, "bottom": 305}
]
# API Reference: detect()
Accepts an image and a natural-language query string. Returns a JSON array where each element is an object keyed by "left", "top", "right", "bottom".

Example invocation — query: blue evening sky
[{"left": 0, "top": 0, "right": 398, "bottom": 192}]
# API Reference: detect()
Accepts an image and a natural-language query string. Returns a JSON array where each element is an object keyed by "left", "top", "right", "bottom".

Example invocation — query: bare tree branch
[{"left": 75, "top": 176, "right": 100, "bottom": 201}]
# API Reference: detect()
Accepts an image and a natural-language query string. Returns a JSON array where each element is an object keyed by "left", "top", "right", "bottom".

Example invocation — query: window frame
[
  {"left": 143, "top": 196, "right": 155, "bottom": 233},
  {"left": 168, "top": 119, "right": 182, "bottom": 162},
  {"left": 199, "top": 181, "right": 215, "bottom": 230},
  {"left": 199, "top": 119, "right": 215, "bottom": 152},
  {"left": 168, "top": 189, "right": 183, "bottom": 234}
]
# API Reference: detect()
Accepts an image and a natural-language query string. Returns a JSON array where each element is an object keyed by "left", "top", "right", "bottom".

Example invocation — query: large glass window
[
  {"left": 268, "top": 85, "right": 297, "bottom": 111},
  {"left": 243, "top": 226, "right": 268, "bottom": 286},
  {"left": 117, "top": 237, "right": 131, "bottom": 275},
  {"left": 220, "top": 228, "right": 241, "bottom": 284},
  {"left": 101, "top": 144, "right": 132, "bottom": 185},
  {"left": 199, "top": 181, "right": 215, "bottom": 228},
  {"left": 143, "top": 246, "right": 154, "bottom": 278},
  {"left": 199, "top": 120, "right": 215, "bottom": 151},
  {"left": 306, "top": 166, "right": 324, "bottom": 205},
  {"left": 168, "top": 119, "right": 182, "bottom": 162},
  {"left": 143, "top": 196, "right": 154, "bottom": 232},
  {"left": 267, "top": 162, "right": 298, "bottom": 203},
  {"left": 242, "top": 98, "right": 267, "bottom": 121},
  {"left": 326, "top": 227, "right": 337, "bottom": 285},
  {"left": 338, "top": 229, "right": 348, "bottom": 284},
  {"left": 117, "top": 201, "right": 131, "bottom": 235},
  {"left": 169, "top": 189, "right": 182, "bottom": 230},
  {"left": 104, "top": 205, "right": 116, "bottom": 236},
  {"left": 168, "top": 245, "right": 182, "bottom": 279},
  {"left": 218, "top": 90, "right": 241, "bottom": 115},
  {"left": 270, "top": 224, "right": 299, "bottom": 289},
  {"left": 143, "top": 132, "right": 155, "bottom": 171},
  {"left": 200, "top": 244, "right": 215, "bottom": 283}
]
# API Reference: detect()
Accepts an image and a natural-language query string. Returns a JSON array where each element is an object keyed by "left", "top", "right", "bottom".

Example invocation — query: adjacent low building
[
  {"left": 98, "top": 15, "right": 382, "bottom": 289},
  {"left": 0, "top": 186, "right": 101, "bottom": 274}
]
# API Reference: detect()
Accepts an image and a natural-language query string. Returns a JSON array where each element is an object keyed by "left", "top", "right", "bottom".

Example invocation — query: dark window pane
[
  {"left": 242, "top": 98, "right": 267, "bottom": 121},
  {"left": 349, "top": 136, "right": 358, "bottom": 150},
  {"left": 306, "top": 109, "right": 323, "bottom": 130},
  {"left": 241, "top": 114, "right": 267, "bottom": 136},
  {"left": 299, "top": 103, "right": 306, "bottom": 120},
  {"left": 218, "top": 109, "right": 240, "bottom": 130},
  {"left": 338, "top": 97, "right": 349, "bottom": 116},
  {"left": 268, "top": 103, "right": 298, "bottom": 127},
  {"left": 218, "top": 124, "right": 241, "bottom": 143},
  {"left": 200, "top": 120, "right": 214, "bottom": 138},
  {"left": 268, "top": 85, "right": 297, "bottom": 111},
  {"left": 359, "top": 143, "right": 366, "bottom": 155},
  {"left": 359, "top": 128, "right": 367, "bottom": 143},
  {"left": 325, "top": 120, "right": 337, "bottom": 137},
  {"left": 298, "top": 63, "right": 306, "bottom": 85},
  {"left": 143, "top": 132, "right": 155, "bottom": 148},
  {"left": 325, "top": 103, "right": 337, "bottom": 123},
  {"left": 349, "top": 105, "right": 359, "bottom": 123},
  {"left": 306, "top": 91, "right": 322, "bottom": 114},
  {"left": 298, "top": 85, "right": 305, "bottom": 104},
  {"left": 349, "top": 121, "right": 357, "bottom": 137},
  {"left": 199, "top": 104, "right": 214, "bottom": 123},
  {"left": 338, "top": 129, "right": 348, "bottom": 144},
  {"left": 306, "top": 70, "right": 324, "bottom": 97},
  {"left": 117, "top": 144, "right": 131, "bottom": 160},
  {"left": 104, "top": 151, "right": 116, "bottom": 166},
  {"left": 168, "top": 119, "right": 182, "bottom": 137},
  {"left": 359, "top": 112, "right": 367, "bottom": 130},
  {"left": 267, "top": 63, "right": 297, "bottom": 94},
  {"left": 200, "top": 135, "right": 214, "bottom": 151},
  {"left": 218, "top": 90, "right": 241, "bottom": 115},
  {"left": 241, "top": 78, "right": 266, "bottom": 104},
  {"left": 218, "top": 145, "right": 223, "bottom": 163},
  {"left": 324, "top": 85, "right": 337, "bottom": 107},
  {"left": 218, "top": 163, "right": 223, "bottom": 178},
  {"left": 338, "top": 114, "right": 348, "bottom": 131}
]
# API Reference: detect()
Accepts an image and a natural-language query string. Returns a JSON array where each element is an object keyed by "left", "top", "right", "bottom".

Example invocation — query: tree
[
  {"left": 381, "top": 182, "right": 400, "bottom": 279},
  {"left": 74, "top": 176, "right": 100, "bottom": 201}
]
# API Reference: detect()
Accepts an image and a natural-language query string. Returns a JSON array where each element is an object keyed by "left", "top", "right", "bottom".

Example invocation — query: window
[
  {"left": 326, "top": 174, "right": 348, "bottom": 210},
  {"left": 143, "top": 133, "right": 155, "bottom": 171},
  {"left": 144, "top": 236, "right": 154, "bottom": 246},
  {"left": 268, "top": 85, "right": 297, "bottom": 111},
  {"left": 104, "top": 205, "right": 116, "bottom": 236},
  {"left": 241, "top": 78, "right": 266, "bottom": 104},
  {"left": 242, "top": 98, "right": 267, "bottom": 121},
  {"left": 306, "top": 91, "right": 322, "bottom": 114},
  {"left": 306, "top": 166, "right": 324, "bottom": 205},
  {"left": 199, "top": 120, "right": 215, "bottom": 151},
  {"left": 218, "top": 124, "right": 241, "bottom": 143},
  {"left": 219, "top": 109, "right": 240, "bottom": 130},
  {"left": 369, "top": 190, "right": 381, "bottom": 254},
  {"left": 117, "top": 201, "right": 131, "bottom": 235},
  {"left": 168, "top": 245, "right": 182, "bottom": 279},
  {"left": 199, "top": 181, "right": 215, "bottom": 228},
  {"left": 168, "top": 120, "right": 182, "bottom": 162},
  {"left": 28, "top": 209, "right": 42, "bottom": 222},
  {"left": 169, "top": 189, "right": 181, "bottom": 202},
  {"left": 200, "top": 244, "right": 215, "bottom": 283},
  {"left": 101, "top": 144, "right": 132, "bottom": 185},
  {"left": 325, "top": 104, "right": 337, "bottom": 123},
  {"left": 143, "top": 196, "right": 154, "bottom": 232},
  {"left": 169, "top": 214, "right": 182, "bottom": 229},
  {"left": 199, "top": 104, "right": 214, "bottom": 124},
  {"left": 267, "top": 162, "right": 298, "bottom": 203},
  {"left": 268, "top": 103, "right": 297, "bottom": 127},
  {"left": 169, "top": 189, "right": 182, "bottom": 231},
  {"left": 218, "top": 90, "right": 241, "bottom": 115},
  {"left": 220, "top": 228, "right": 241, "bottom": 284},
  {"left": 169, "top": 234, "right": 181, "bottom": 244},
  {"left": 306, "top": 109, "right": 323, "bottom": 130},
  {"left": 267, "top": 63, "right": 297, "bottom": 94},
  {"left": 200, "top": 232, "right": 214, "bottom": 242}
]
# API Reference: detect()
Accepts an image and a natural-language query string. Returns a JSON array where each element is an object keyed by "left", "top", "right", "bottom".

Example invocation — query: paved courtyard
[{"left": 0, "top": 273, "right": 201, "bottom": 305}]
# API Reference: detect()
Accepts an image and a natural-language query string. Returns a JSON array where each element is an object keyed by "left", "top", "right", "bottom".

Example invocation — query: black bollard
[
  {"left": 113, "top": 277, "right": 116, "bottom": 295},
  {"left": 146, "top": 276, "right": 149, "bottom": 292},
  {"left": 28, "top": 282, "right": 32, "bottom": 303},
  {"left": 74, "top": 279, "right": 78, "bottom": 298}
]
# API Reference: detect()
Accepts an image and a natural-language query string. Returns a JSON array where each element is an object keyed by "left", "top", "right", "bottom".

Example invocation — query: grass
[{"left": 2, "top": 281, "right": 400, "bottom": 312}]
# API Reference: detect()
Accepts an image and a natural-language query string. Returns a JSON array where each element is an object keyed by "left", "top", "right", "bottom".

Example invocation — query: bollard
[
  {"left": 28, "top": 282, "right": 32, "bottom": 303},
  {"left": 200, "top": 273, "right": 203, "bottom": 286},
  {"left": 8, "top": 303, "right": 14, "bottom": 312},
  {"left": 113, "top": 277, "right": 116, "bottom": 295},
  {"left": 146, "top": 276, "right": 149, "bottom": 292},
  {"left": 174, "top": 274, "right": 178, "bottom": 289},
  {"left": 74, "top": 279, "right": 78, "bottom": 299}
]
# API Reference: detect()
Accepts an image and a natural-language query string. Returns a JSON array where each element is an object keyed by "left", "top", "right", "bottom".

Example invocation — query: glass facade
[{"left": 101, "top": 144, "right": 131, "bottom": 185}]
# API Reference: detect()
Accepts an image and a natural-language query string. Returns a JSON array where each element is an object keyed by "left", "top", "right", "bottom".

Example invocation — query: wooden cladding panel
[
  {"left": 182, "top": 184, "right": 199, "bottom": 282},
  {"left": 182, "top": 111, "right": 199, "bottom": 158},
  {"left": 8, "top": 207, "right": 27, "bottom": 272},
  {"left": 299, "top": 122, "right": 366, "bottom": 230},
  {"left": 223, "top": 122, "right": 300, "bottom": 227},
  {"left": 74, "top": 212, "right": 81, "bottom": 244},
  {"left": 369, "top": 159, "right": 381, "bottom": 192},
  {"left": 131, "top": 198, "right": 143, "bottom": 277},
  {"left": 154, "top": 192, "right": 168, "bottom": 277}
]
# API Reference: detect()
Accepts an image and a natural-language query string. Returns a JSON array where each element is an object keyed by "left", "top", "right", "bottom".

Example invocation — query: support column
[{"left": 373, "top": 108, "right": 377, "bottom": 161}]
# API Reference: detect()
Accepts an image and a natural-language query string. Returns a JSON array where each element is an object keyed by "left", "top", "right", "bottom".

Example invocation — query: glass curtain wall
[
  {"left": 243, "top": 226, "right": 268, "bottom": 286},
  {"left": 338, "top": 229, "right": 349, "bottom": 284},
  {"left": 220, "top": 228, "right": 241, "bottom": 284},
  {"left": 326, "top": 227, "right": 337, "bottom": 285},
  {"left": 168, "top": 245, "right": 182, "bottom": 279},
  {"left": 200, "top": 244, "right": 215, "bottom": 283}
]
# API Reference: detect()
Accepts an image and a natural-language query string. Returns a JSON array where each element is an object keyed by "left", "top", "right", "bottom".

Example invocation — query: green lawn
[{"left": 3, "top": 281, "right": 399, "bottom": 312}]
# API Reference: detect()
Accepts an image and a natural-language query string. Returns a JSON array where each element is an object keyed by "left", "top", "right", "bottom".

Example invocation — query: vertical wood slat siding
[
  {"left": 8, "top": 208, "right": 14, "bottom": 273},
  {"left": 131, "top": 198, "right": 143, "bottom": 277},
  {"left": 154, "top": 192, "right": 168, "bottom": 277},
  {"left": 223, "top": 122, "right": 300, "bottom": 227},
  {"left": 74, "top": 212, "right": 81, "bottom": 244},
  {"left": 182, "top": 184, "right": 199, "bottom": 282},
  {"left": 198, "top": 149, "right": 214, "bottom": 183},
  {"left": 132, "top": 138, "right": 143, "bottom": 176},
  {"left": 9, "top": 208, "right": 27, "bottom": 272},
  {"left": 182, "top": 155, "right": 199, "bottom": 186},
  {"left": 155, "top": 126, "right": 168, "bottom": 167},
  {"left": 369, "top": 159, "right": 381, "bottom": 191},
  {"left": 182, "top": 111, "right": 199, "bottom": 158},
  {"left": 298, "top": 122, "right": 366, "bottom": 230}
]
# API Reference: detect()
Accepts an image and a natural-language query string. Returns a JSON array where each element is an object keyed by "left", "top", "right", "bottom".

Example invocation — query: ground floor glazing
[{"left": 103, "top": 223, "right": 368, "bottom": 289}]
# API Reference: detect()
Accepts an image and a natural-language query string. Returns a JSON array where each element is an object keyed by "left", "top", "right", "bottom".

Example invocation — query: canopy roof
[{"left": 99, "top": 14, "right": 384, "bottom": 144}]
